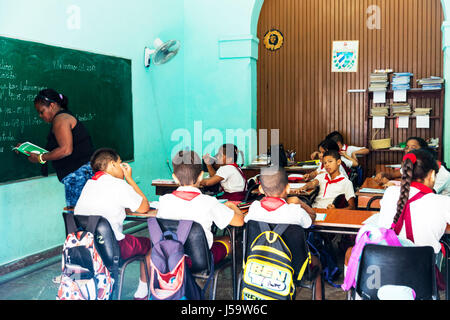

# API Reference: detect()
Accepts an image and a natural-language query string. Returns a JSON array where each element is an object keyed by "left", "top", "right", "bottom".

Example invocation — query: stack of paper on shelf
[
  {"left": 391, "top": 72, "right": 413, "bottom": 91},
  {"left": 417, "top": 76, "right": 444, "bottom": 90},
  {"left": 413, "top": 108, "right": 432, "bottom": 116},
  {"left": 391, "top": 103, "right": 411, "bottom": 116},
  {"left": 370, "top": 106, "right": 389, "bottom": 116},
  {"left": 369, "top": 72, "right": 389, "bottom": 92}
]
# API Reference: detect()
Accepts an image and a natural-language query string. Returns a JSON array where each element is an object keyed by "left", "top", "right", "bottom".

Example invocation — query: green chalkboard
[{"left": 0, "top": 36, "right": 133, "bottom": 184}]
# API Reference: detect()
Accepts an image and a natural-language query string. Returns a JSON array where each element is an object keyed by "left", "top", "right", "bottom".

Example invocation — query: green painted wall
[{"left": 0, "top": 0, "right": 262, "bottom": 267}]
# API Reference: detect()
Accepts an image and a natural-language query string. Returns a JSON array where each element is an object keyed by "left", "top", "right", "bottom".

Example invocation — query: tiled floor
[{"left": 0, "top": 227, "right": 348, "bottom": 301}]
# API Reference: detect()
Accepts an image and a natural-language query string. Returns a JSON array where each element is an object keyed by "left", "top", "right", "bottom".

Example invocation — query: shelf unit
[{"left": 364, "top": 88, "right": 444, "bottom": 177}]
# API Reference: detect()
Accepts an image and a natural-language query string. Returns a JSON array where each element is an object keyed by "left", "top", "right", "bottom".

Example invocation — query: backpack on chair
[
  {"left": 241, "top": 222, "right": 300, "bottom": 300},
  {"left": 147, "top": 218, "right": 212, "bottom": 300},
  {"left": 57, "top": 215, "right": 115, "bottom": 300}
]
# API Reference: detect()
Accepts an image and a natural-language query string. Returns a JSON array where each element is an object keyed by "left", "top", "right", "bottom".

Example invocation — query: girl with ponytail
[{"left": 201, "top": 144, "right": 248, "bottom": 201}]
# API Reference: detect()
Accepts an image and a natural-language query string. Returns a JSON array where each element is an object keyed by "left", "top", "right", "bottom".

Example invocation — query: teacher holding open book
[{"left": 16, "top": 88, "right": 95, "bottom": 208}]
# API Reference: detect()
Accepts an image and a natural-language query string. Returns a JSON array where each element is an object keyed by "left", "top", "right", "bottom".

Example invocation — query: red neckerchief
[
  {"left": 92, "top": 171, "right": 107, "bottom": 180},
  {"left": 323, "top": 174, "right": 345, "bottom": 197},
  {"left": 392, "top": 182, "right": 433, "bottom": 242},
  {"left": 260, "top": 197, "right": 287, "bottom": 212},
  {"left": 172, "top": 190, "right": 201, "bottom": 201},
  {"left": 341, "top": 144, "right": 348, "bottom": 152},
  {"left": 438, "top": 161, "right": 442, "bottom": 169}
]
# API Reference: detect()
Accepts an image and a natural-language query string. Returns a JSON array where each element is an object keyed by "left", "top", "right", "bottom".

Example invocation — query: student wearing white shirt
[
  {"left": 374, "top": 136, "right": 428, "bottom": 185},
  {"left": 74, "top": 148, "right": 151, "bottom": 300},
  {"left": 158, "top": 150, "right": 244, "bottom": 265},
  {"left": 377, "top": 150, "right": 450, "bottom": 254},
  {"left": 326, "top": 131, "right": 370, "bottom": 161},
  {"left": 301, "top": 149, "right": 355, "bottom": 209},
  {"left": 361, "top": 149, "right": 449, "bottom": 291},
  {"left": 245, "top": 167, "right": 322, "bottom": 299},
  {"left": 304, "top": 139, "right": 350, "bottom": 181},
  {"left": 201, "top": 144, "right": 247, "bottom": 201}
]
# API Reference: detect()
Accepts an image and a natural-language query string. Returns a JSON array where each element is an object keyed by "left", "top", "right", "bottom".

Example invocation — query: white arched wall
[{"left": 251, "top": 0, "right": 450, "bottom": 163}]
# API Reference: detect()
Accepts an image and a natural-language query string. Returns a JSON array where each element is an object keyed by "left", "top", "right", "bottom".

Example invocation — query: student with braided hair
[
  {"left": 377, "top": 149, "right": 449, "bottom": 253},
  {"left": 344, "top": 149, "right": 450, "bottom": 291}
]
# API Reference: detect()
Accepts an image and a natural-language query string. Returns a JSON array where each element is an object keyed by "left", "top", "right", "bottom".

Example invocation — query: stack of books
[
  {"left": 391, "top": 72, "right": 413, "bottom": 91},
  {"left": 391, "top": 103, "right": 411, "bottom": 116},
  {"left": 417, "top": 76, "right": 444, "bottom": 90},
  {"left": 370, "top": 106, "right": 389, "bottom": 117},
  {"left": 369, "top": 72, "right": 389, "bottom": 92},
  {"left": 413, "top": 108, "right": 432, "bottom": 116}
]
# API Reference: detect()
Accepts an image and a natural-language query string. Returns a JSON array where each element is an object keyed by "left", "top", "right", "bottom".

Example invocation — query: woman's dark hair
[
  {"left": 220, "top": 143, "right": 242, "bottom": 164},
  {"left": 34, "top": 88, "right": 69, "bottom": 110},
  {"left": 393, "top": 149, "right": 439, "bottom": 225},
  {"left": 90, "top": 148, "right": 120, "bottom": 172},
  {"left": 318, "top": 139, "right": 340, "bottom": 152},
  {"left": 406, "top": 136, "right": 428, "bottom": 149}
]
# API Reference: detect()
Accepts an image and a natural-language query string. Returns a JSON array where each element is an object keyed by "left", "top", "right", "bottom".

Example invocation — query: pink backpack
[{"left": 341, "top": 226, "right": 402, "bottom": 291}]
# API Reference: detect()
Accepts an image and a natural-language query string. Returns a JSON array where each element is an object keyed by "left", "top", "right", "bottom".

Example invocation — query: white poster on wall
[{"left": 332, "top": 41, "right": 359, "bottom": 73}]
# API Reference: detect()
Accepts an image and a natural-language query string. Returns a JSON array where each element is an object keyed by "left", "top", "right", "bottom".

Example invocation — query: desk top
[{"left": 313, "top": 208, "right": 378, "bottom": 228}]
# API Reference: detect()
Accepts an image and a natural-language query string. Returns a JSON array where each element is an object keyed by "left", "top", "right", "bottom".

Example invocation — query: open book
[{"left": 12, "top": 141, "right": 48, "bottom": 156}]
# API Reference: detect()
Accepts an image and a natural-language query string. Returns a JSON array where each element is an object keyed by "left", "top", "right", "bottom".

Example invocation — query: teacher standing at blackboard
[{"left": 24, "top": 88, "right": 95, "bottom": 208}]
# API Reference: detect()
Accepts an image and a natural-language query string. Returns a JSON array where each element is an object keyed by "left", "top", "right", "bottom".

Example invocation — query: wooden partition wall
[{"left": 257, "top": 0, "right": 444, "bottom": 175}]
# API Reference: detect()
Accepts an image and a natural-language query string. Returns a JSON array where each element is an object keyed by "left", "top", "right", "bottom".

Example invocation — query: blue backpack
[{"left": 147, "top": 218, "right": 213, "bottom": 300}]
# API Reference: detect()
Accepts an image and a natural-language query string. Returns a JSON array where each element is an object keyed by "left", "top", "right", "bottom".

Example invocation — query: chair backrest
[
  {"left": 356, "top": 244, "right": 437, "bottom": 300},
  {"left": 243, "top": 220, "right": 310, "bottom": 281},
  {"left": 152, "top": 218, "right": 212, "bottom": 274},
  {"left": 366, "top": 195, "right": 383, "bottom": 211},
  {"left": 62, "top": 212, "right": 120, "bottom": 269},
  {"left": 332, "top": 194, "right": 348, "bottom": 209}
]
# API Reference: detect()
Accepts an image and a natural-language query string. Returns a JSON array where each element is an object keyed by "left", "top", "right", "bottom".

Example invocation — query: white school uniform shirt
[
  {"left": 316, "top": 162, "right": 349, "bottom": 179},
  {"left": 378, "top": 185, "right": 450, "bottom": 253},
  {"left": 342, "top": 144, "right": 366, "bottom": 158},
  {"left": 434, "top": 165, "right": 450, "bottom": 196},
  {"left": 312, "top": 173, "right": 355, "bottom": 209},
  {"left": 216, "top": 164, "right": 246, "bottom": 193},
  {"left": 74, "top": 173, "right": 143, "bottom": 241},
  {"left": 245, "top": 199, "right": 312, "bottom": 229},
  {"left": 399, "top": 165, "right": 450, "bottom": 196},
  {"left": 156, "top": 186, "right": 235, "bottom": 248}
]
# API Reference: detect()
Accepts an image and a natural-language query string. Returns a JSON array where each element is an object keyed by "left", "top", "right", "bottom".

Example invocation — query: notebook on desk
[{"left": 358, "top": 188, "right": 385, "bottom": 194}]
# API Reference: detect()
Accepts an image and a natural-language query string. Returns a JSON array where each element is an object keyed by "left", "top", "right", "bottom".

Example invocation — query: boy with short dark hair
[
  {"left": 245, "top": 167, "right": 323, "bottom": 299},
  {"left": 157, "top": 150, "right": 244, "bottom": 265},
  {"left": 301, "top": 149, "right": 356, "bottom": 209},
  {"left": 75, "top": 148, "right": 151, "bottom": 300}
]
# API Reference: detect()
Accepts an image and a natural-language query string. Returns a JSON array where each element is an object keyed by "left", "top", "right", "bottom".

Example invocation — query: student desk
[
  {"left": 242, "top": 164, "right": 318, "bottom": 180},
  {"left": 355, "top": 177, "right": 386, "bottom": 210},
  {"left": 375, "top": 164, "right": 401, "bottom": 177},
  {"left": 311, "top": 208, "right": 378, "bottom": 235}
]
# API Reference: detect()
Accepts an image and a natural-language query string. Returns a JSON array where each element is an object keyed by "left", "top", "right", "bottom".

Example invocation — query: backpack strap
[
  {"left": 147, "top": 217, "right": 163, "bottom": 247},
  {"left": 64, "top": 213, "right": 79, "bottom": 235},
  {"left": 86, "top": 216, "right": 102, "bottom": 234},
  {"left": 272, "top": 224, "right": 289, "bottom": 237},
  {"left": 176, "top": 220, "right": 194, "bottom": 245}
]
